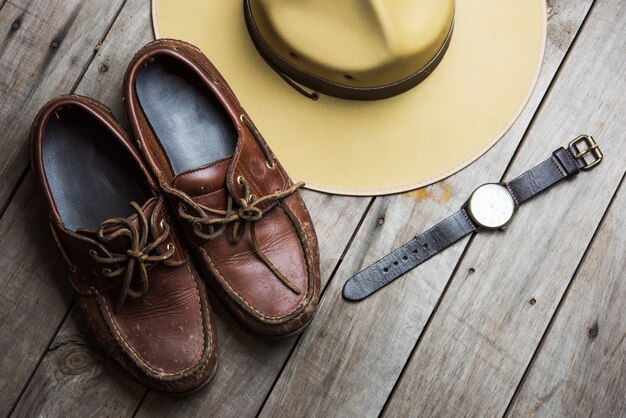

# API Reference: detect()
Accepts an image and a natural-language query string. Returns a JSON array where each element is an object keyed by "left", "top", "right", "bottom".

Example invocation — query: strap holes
[
  {"left": 402, "top": 256, "right": 408, "bottom": 260},
  {"left": 393, "top": 261, "right": 398, "bottom": 266},
  {"left": 422, "top": 243, "right": 429, "bottom": 249},
  {"left": 383, "top": 268, "right": 389, "bottom": 273}
]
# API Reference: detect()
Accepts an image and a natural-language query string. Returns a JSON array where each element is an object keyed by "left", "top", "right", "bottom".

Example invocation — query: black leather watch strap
[
  {"left": 342, "top": 136, "right": 602, "bottom": 302},
  {"left": 343, "top": 210, "right": 476, "bottom": 301},
  {"left": 506, "top": 145, "right": 585, "bottom": 204}
]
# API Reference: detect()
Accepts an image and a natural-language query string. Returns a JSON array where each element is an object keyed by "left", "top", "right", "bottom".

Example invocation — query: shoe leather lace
[
  {"left": 165, "top": 178, "right": 305, "bottom": 295},
  {"left": 90, "top": 198, "right": 175, "bottom": 311}
]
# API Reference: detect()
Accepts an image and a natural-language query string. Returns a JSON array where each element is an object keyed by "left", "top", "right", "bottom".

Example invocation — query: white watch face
[{"left": 468, "top": 183, "right": 515, "bottom": 229}]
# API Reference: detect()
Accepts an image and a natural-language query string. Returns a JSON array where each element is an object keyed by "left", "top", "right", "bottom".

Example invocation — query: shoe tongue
[
  {"left": 171, "top": 156, "right": 231, "bottom": 209},
  {"left": 76, "top": 197, "right": 158, "bottom": 252}
]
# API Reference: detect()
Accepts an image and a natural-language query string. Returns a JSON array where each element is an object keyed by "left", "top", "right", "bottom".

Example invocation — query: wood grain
[
  {"left": 11, "top": 307, "right": 146, "bottom": 418},
  {"left": 7, "top": 0, "right": 155, "bottom": 415},
  {"left": 258, "top": 1, "right": 596, "bottom": 416},
  {"left": 383, "top": 0, "right": 626, "bottom": 415},
  {"left": 0, "top": 174, "right": 72, "bottom": 417},
  {"left": 506, "top": 177, "right": 626, "bottom": 418},
  {"left": 0, "top": 0, "right": 126, "bottom": 211}
]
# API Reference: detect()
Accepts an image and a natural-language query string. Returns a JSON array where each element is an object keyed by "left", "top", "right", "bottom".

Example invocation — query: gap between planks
[{"left": 503, "top": 169, "right": 626, "bottom": 417}]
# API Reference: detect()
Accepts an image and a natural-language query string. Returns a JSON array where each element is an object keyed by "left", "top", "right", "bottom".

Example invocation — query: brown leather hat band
[{"left": 243, "top": 0, "right": 454, "bottom": 101}]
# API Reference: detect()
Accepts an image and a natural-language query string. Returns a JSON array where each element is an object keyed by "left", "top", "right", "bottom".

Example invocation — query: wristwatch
[{"left": 343, "top": 135, "right": 603, "bottom": 301}]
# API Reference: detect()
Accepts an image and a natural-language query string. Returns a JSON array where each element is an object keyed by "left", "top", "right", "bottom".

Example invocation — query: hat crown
[{"left": 249, "top": 0, "right": 454, "bottom": 88}]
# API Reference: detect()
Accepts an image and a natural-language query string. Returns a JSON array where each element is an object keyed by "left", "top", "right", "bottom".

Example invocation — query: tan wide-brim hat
[{"left": 153, "top": 0, "right": 546, "bottom": 195}]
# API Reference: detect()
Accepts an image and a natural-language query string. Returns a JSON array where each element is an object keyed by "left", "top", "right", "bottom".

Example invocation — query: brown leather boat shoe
[
  {"left": 31, "top": 95, "right": 218, "bottom": 393},
  {"left": 124, "top": 39, "right": 320, "bottom": 337}
]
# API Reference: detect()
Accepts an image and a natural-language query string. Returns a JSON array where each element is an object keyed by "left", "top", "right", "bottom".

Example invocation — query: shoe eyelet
[
  {"left": 266, "top": 160, "right": 275, "bottom": 169},
  {"left": 102, "top": 268, "right": 112, "bottom": 275},
  {"left": 160, "top": 219, "right": 166, "bottom": 229},
  {"left": 237, "top": 175, "right": 245, "bottom": 186},
  {"left": 166, "top": 244, "right": 175, "bottom": 251},
  {"left": 89, "top": 250, "right": 98, "bottom": 257}
]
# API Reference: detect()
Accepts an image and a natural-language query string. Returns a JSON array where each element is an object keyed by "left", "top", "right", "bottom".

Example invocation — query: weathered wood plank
[
  {"left": 0, "top": 173, "right": 73, "bottom": 417},
  {"left": 259, "top": 1, "right": 596, "bottom": 416},
  {"left": 7, "top": 0, "right": 154, "bottom": 416},
  {"left": 383, "top": 0, "right": 626, "bottom": 415},
  {"left": 11, "top": 306, "right": 146, "bottom": 418},
  {"left": 0, "top": 0, "right": 126, "bottom": 211},
  {"left": 506, "top": 178, "right": 625, "bottom": 418},
  {"left": 0, "top": 15, "right": 112, "bottom": 415},
  {"left": 8, "top": 1, "right": 372, "bottom": 416}
]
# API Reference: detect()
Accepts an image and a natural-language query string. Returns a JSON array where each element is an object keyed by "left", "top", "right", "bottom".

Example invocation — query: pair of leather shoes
[{"left": 31, "top": 39, "right": 320, "bottom": 393}]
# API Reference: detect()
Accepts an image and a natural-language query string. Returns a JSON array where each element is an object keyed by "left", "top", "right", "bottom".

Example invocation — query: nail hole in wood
[
  {"left": 377, "top": 217, "right": 385, "bottom": 225},
  {"left": 99, "top": 64, "right": 108, "bottom": 73},
  {"left": 50, "top": 40, "right": 60, "bottom": 49},
  {"left": 11, "top": 20, "right": 20, "bottom": 31},
  {"left": 529, "top": 298, "right": 536, "bottom": 305},
  {"left": 468, "top": 267, "right": 475, "bottom": 275}
]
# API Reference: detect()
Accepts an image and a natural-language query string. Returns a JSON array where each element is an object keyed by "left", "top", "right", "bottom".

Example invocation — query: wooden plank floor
[{"left": 1, "top": 1, "right": 624, "bottom": 417}]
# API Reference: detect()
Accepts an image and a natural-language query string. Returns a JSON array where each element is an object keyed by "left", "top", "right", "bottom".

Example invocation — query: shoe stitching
[
  {"left": 200, "top": 237, "right": 308, "bottom": 320},
  {"left": 172, "top": 158, "right": 231, "bottom": 188},
  {"left": 130, "top": 39, "right": 311, "bottom": 324},
  {"left": 551, "top": 156, "right": 566, "bottom": 178},
  {"left": 98, "top": 263, "right": 211, "bottom": 377}
]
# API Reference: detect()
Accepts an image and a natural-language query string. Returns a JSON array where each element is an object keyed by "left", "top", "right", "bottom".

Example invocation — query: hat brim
[{"left": 153, "top": 0, "right": 546, "bottom": 196}]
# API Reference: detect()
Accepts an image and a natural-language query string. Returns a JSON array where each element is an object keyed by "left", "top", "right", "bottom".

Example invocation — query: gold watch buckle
[{"left": 569, "top": 135, "right": 603, "bottom": 170}]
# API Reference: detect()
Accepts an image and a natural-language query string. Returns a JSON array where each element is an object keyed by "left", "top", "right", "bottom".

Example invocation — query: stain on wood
[{"left": 403, "top": 181, "right": 453, "bottom": 203}]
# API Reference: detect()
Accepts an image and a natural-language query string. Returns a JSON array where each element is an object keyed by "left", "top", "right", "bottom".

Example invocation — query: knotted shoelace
[
  {"left": 163, "top": 177, "right": 305, "bottom": 294},
  {"left": 90, "top": 199, "right": 175, "bottom": 311}
]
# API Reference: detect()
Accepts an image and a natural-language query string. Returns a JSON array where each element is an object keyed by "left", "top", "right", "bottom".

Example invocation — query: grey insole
[
  {"left": 42, "top": 107, "right": 149, "bottom": 231},
  {"left": 135, "top": 56, "right": 237, "bottom": 175}
]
